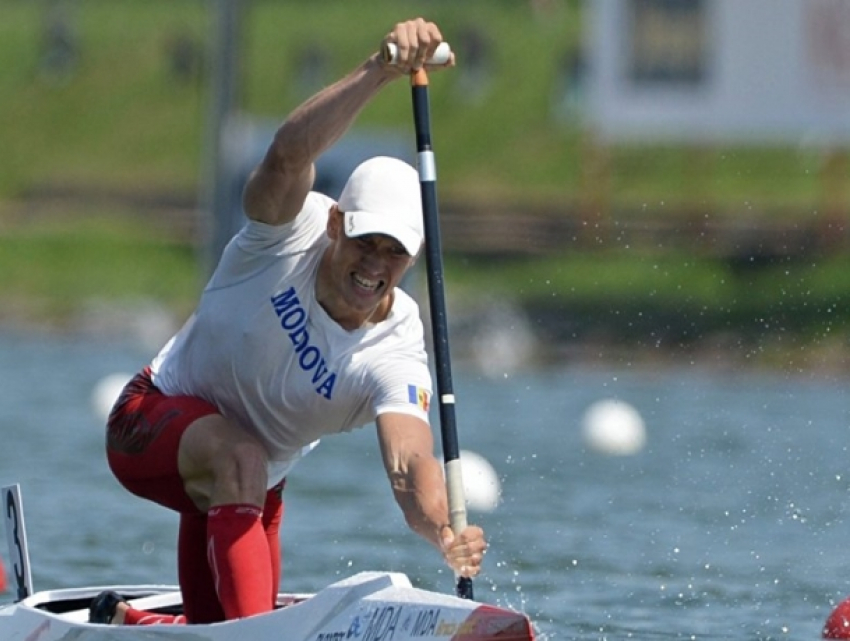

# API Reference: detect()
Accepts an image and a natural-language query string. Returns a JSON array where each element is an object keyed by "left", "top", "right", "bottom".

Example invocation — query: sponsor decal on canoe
[
  {"left": 452, "top": 605, "right": 535, "bottom": 641},
  {"left": 340, "top": 606, "right": 452, "bottom": 640}
]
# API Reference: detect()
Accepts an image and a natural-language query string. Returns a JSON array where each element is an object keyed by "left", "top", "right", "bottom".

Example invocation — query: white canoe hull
[{"left": 0, "top": 571, "right": 535, "bottom": 641}]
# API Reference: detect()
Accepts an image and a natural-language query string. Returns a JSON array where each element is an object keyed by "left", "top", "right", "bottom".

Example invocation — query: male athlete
[{"left": 91, "top": 17, "right": 486, "bottom": 625}]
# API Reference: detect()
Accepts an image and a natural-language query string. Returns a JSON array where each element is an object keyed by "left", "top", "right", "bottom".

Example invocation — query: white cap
[{"left": 337, "top": 156, "right": 423, "bottom": 256}]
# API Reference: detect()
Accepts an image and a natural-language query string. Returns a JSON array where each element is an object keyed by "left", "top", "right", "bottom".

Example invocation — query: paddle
[{"left": 385, "top": 42, "right": 473, "bottom": 601}]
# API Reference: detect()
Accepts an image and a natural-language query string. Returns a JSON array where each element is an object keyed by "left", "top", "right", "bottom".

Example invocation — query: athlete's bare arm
[
  {"left": 376, "top": 412, "right": 486, "bottom": 577},
  {"left": 242, "top": 18, "right": 450, "bottom": 227}
]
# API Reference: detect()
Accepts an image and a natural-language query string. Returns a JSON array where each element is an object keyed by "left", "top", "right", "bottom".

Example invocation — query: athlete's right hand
[{"left": 380, "top": 18, "right": 455, "bottom": 75}]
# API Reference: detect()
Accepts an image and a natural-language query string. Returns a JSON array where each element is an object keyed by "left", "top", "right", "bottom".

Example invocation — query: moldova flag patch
[{"left": 407, "top": 384, "right": 430, "bottom": 412}]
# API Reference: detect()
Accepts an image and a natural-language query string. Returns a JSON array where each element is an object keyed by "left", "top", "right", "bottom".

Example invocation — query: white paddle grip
[
  {"left": 444, "top": 459, "right": 469, "bottom": 534},
  {"left": 383, "top": 42, "right": 452, "bottom": 66}
]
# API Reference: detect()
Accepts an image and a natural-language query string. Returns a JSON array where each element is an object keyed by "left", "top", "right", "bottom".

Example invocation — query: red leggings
[{"left": 106, "top": 368, "right": 283, "bottom": 623}]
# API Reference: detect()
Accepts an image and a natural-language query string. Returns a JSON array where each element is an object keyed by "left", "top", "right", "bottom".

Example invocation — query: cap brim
[{"left": 344, "top": 211, "right": 422, "bottom": 256}]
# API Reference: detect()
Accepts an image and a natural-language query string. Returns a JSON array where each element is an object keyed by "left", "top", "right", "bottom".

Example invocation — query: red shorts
[{"left": 106, "top": 367, "right": 218, "bottom": 514}]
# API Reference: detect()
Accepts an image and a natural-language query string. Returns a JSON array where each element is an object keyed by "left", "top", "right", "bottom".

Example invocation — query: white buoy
[
  {"left": 581, "top": 399, "right": 647, "bottom": 456},
  {"left": 91, "top": 372, "right": 133, "bottom": 424},
  {"left": 459, "top": 450, "right": 501, "bottom": 512}
]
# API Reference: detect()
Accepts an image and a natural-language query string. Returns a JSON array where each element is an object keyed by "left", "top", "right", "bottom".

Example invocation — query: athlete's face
[{"left": 323, "top": 207, "right": 417, "bottom": 327}]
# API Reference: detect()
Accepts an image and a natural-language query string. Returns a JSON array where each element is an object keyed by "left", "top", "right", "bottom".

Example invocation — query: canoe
[
  {"left": 1, "top": 485, "right": 535, "bottom": 641},
  {"left": 0, "top": 571, "right": 535, "bottom": 641}
]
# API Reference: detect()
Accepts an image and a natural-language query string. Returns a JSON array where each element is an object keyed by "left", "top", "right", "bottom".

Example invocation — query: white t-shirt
[{"left": 151, "top": 192, "right": 432, "bottom": 486}]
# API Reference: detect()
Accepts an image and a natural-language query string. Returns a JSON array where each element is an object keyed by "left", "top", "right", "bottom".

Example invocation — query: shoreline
[
  {"left": 3, "top": 198, "right": 850, "bottom": 380},
  {"left": 3, "top": 299, "right": 849, "bottom": 382}
]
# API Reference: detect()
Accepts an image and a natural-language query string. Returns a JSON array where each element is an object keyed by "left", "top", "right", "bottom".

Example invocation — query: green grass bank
[
  {"left": 1, "top": 0, "right": 843, "bottom": 209},
  {"left": 1, "top": 1, "right": 850, "bottom": 369}
]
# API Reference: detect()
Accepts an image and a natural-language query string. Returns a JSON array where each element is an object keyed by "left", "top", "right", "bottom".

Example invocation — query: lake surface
[{"left": 1, "top": 329, "right": 850, "bottom": 640}]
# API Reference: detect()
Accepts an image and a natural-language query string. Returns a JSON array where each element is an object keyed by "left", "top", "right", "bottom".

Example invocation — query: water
[{"left": 1, "top": 330, "right": 850, "bottom": 639}]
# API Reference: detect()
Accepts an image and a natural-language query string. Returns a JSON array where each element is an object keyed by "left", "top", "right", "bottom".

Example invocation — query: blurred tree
[
  {"left": 39, "top": 0, "right": 77, "bottom": 85},
  {"left": 165, "top": 27, "right": 204, "bottom": 85},
  {"left": 454, "top": 24, "right": 493, "bottom": 105},
  {"left": 293, "top": 43, "right": 330, "bottom": 100}
]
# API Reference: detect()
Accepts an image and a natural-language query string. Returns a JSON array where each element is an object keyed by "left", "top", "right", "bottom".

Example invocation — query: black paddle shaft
[{"left": 410, "top": 70, "right": 474, "bottom": 601}]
